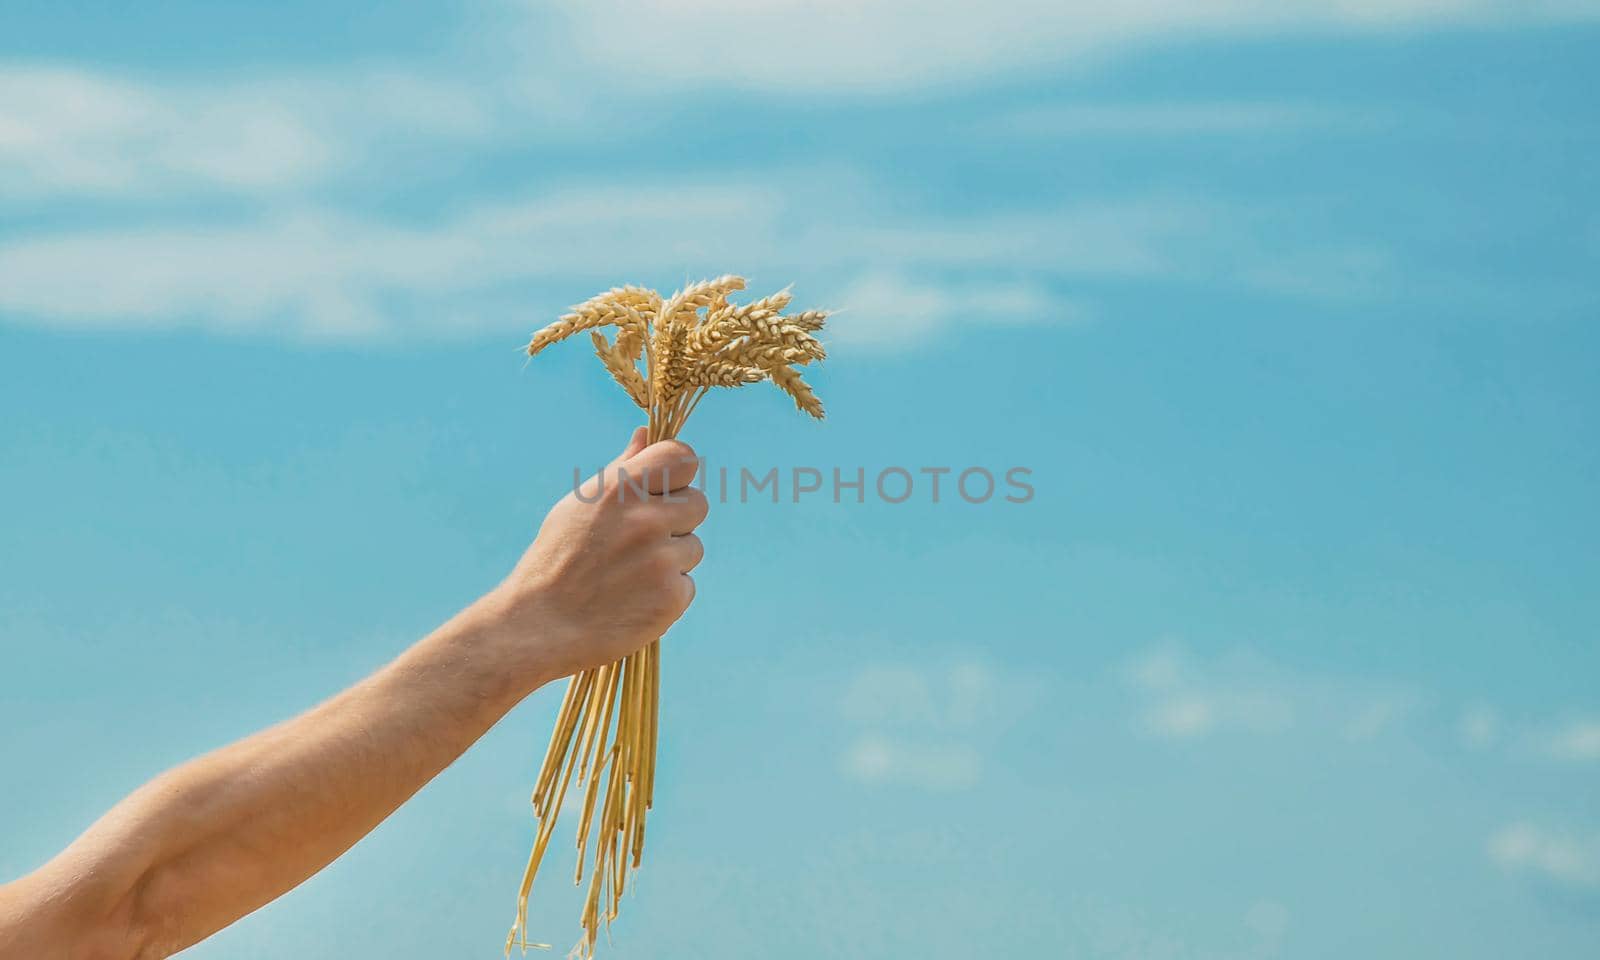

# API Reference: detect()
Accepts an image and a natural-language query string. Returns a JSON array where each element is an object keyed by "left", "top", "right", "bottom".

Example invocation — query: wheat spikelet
[
  {"left": 511, "top": 277, "right": 827, "bottom": 959},
  {"left": 649, "top": 322, "right": 691, "bottom": 409},
  {"left": 614, "top": 322, "right": 644, "bottom": 363},
  {"left": 689, "top": 357, "right": 766, "bottom": 387},
  {"left": 660, "top": 275, "right": 744, "bottom": 331},
  {"left": 785, "top": 309, "right": 828, "bottom": 332},
  {"left": 719, "top": 341, "right": 816, "bottom": 370},
  {"left": 590, "top": 331, "right": 649, "bottom": 408},
  {"left": 650, "top": 276, "right": 743, "bottom": 408},
  {"left": 687, "top": 288, "right": 789, "bottom": 354},
  {"left": 609, "top": 291, "right": 654, "bottom": 363},
  {"left": 527, "top": 304, "right": 620, "bottom": 357},
  {"left": 606, "top": 285, "right": 662, "bottom": 316},
  {"left": 528, "top": 287, "right": 663, "bottom": 358},
  {"left": 767, "top": 363, "right": 825, "bottom": 419},
  {"left": 685, "top": 317, "right": 739, "bottom": 355}
]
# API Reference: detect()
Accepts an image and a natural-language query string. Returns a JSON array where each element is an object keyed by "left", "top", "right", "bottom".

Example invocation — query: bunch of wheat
[{"left": 508, "top": 276, "right": 827, "bottom": 957}]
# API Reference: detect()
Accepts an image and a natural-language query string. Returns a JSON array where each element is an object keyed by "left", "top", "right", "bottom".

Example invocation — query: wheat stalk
[{"left": 510, "top": 277, "right": 827, "bottom": 958}]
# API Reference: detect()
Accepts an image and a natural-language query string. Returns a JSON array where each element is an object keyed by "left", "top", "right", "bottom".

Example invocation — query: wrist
[{"left": 460, "top": 582, "right": 575, "bottom": 700}]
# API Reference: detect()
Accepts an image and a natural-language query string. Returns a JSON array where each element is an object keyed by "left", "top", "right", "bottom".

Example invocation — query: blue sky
[{"left": 2, "top": 2, "right": 1598, "bottom": 957}]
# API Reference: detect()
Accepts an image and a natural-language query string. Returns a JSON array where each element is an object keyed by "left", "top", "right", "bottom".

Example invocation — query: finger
[
  {"left": 656, "top": 486, "right": 709, "bottom": 535},
  {"left": 623, "top": 440, "right": 700, "bottom": 495},
  {"left": 676, "top": 573, "right": 696, "bottom": 612},
  {"left": 666, "top": 533, "right": 704, "bottom": 573}
]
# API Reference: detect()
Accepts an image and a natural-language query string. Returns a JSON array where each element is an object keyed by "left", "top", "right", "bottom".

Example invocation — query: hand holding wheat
[
  {"left": 491, "top": 431, "right": 705, "bottom": 680},
  {"left": 508, "top": 276, "right": 827, "bottom": 957}
]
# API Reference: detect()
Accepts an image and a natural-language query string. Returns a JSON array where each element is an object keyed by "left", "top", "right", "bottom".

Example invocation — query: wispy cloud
[
  {"left": 524, "top": 0, "right": 1600, "bottom": 93},
  {"left": 0, "top": 65, "right": 492, "bottom": 201},
  {"left": 1543, "top": 719, "right": 1600, "bottom": 762},
  {"left": 840, "top": 734, "right": 983, "bottom": 791},
  {"left": 828, "top": 272, "right": 1085, "bottom": 347},
  {"left": 1123, "top": 644, "right": 1293, "bottom": 740},
  {"left": 836, "top": 659, "right": 1035, "bottom": 791},
  {"left": 1489, "top": 821, "right": 1600, "bottom": 893},
  {"left": 0, "top": 184, "right": 1241, "bottom": 341},
  {"left": 1121, "top": 641, "right": 1416, "bottom": 744},
  {"left": 1342, "top": 696, "right": 1413, "bottom": 742},
  {"left": 1244, "top": 899, "right": 1292, "bottom": 947},
  {"left": 0, "top": 185, "right": 783, "bottom": 339},
  {"left": 1, "top": 3, "right": 1570, "bottom": 344},
  {"left": 1459, "top": 704, "right": 1501, "bottom": 749}
]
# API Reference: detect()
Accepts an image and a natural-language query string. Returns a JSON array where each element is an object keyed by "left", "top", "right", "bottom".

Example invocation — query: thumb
[
  {"left": 613, "top": 426, "right": 649, "bottom": 464},
  {"left": 574, "top": 427, "right": 648, "bottom": 503}
]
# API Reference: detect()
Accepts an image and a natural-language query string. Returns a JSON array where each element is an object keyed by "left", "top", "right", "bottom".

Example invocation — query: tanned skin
[{"left": 0, "top": 429, "right": 706, "bottom": 960}]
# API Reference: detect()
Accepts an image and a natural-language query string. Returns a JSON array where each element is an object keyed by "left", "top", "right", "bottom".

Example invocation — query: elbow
[
  {"left": 120, "top": 867, "right": 182, "bottom": 960},
  {"left": 0, "top": 868, "right": 159, "bottom": 960},
  {"left": 79, "top": 879, "right": 163, "bottom": 960},
  {"left": 65, "top": 867, "right": 172, "bottom": 960}
]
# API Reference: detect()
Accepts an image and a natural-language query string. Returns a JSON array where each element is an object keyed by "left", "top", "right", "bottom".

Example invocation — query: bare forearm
[
  {"left": 2, "top": 594, "right": 556, "bottom": 959},
  {"left": 0, "top": 432, "right": 706, "bottom": 960}
]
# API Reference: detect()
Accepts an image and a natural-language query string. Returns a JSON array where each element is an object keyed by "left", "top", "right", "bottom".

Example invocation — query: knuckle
[
  {"left": 650, "top": 549, "right": 680, "bottom": 581},
  {"left": 655, "top": 439, "right": 695, "bottom": 462},
  {"left": 608, "top": 466, "right": 649, "bottom": 503},
  {"left": 625, "top": 504, "right": 667, "bottom": 539},
  {"left": 652, "top": 577, "right": 685, "bottom": 623}
]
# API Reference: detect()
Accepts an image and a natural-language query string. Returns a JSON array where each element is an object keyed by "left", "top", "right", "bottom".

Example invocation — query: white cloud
[
  {"left": 0, "top": 39, "right": 1425, "bottom": 345},
  {"left": 0, "top": 65, "right": 492, "bottom": 200},
  {"left": 531, "top": 0, "right": 1600, "bottom": 93},
  {"left": 838, "top": 664, "right": 945, "bottom": 728},
  {"left": 1122, "top": 643, "right": 1293, "bottom": 741},
  {"left": 1244, "top": 899, "right": 1291, "bottom": 944},
  {"left": 1145, "top": 696, "right": 1218, "bottom": 740},
  {"left": 839, "top": 659, "right": 1020, "bottom": 733},
  {"left": 1342, "top": 696, "right": 1413, "bottom": 742},
  {"left": 0, "top": 1, "right": 1585, "bottom": 346},
  {"left": 1444, "top": 708, "right": 1600, "bottom": 759},
  {"left": 836, "top": 659, "right": 1035, "bottom": 791},
  {"left": 1126, "top": 644, "right": 1186, "bottom": 692},
  {"left": 0, "top": 186, "right": 781, "bottom": 339},
  {"left": 840, "top": 734, "right": 983, "bottom": 791},
  {"left": 0, "top": 182, "right": 1235, "bottom": 341},
  {"left": 1544, "top": 719, "right": 1600, "bottom": 762},
  {"left": 828, "top": 271, "right": 1083, "bottom": 347},
  {"left": 1121, "top": 642, "right": 1416, "bottom": 744},
  {"left": 1489, "top": 821, "right": 1600, "bottom": 892},
  {"left": 1458, "top": 704, "right": 1501, "bottom": 749}
]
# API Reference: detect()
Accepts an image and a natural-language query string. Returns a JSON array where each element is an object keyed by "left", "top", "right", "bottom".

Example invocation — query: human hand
[{"left": 481, "top": 428, "right": 707, "bottom": 689}]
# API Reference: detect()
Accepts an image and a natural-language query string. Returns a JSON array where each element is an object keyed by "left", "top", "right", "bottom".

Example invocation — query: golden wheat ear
[
  {"left": 689, "top": 357, "right": 766, "bottom": 387},
  {"left": 589, "top": 331, "right": 649, "bottom": 409},
  {"left": 768, "top": 364, "right": 825, "bottom": 419},
  {"left": 663, "top": 274, "right": 746, "bottom": 327},
  {"left": 785, "top": 309, "right": 828, "bottom": 332},
  {"left": 527, "top": 303, "right": 615, "bottom": 356}
]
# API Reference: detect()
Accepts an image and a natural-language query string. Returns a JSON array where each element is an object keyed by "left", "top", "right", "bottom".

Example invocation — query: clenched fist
[{"left": 480, "top": 427, "right": 708, "bottom": 687}]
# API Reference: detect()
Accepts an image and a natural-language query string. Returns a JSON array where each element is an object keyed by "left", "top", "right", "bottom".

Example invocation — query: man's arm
[{"left": 0, "top": 431, "right": 707, "bottom": 960}]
